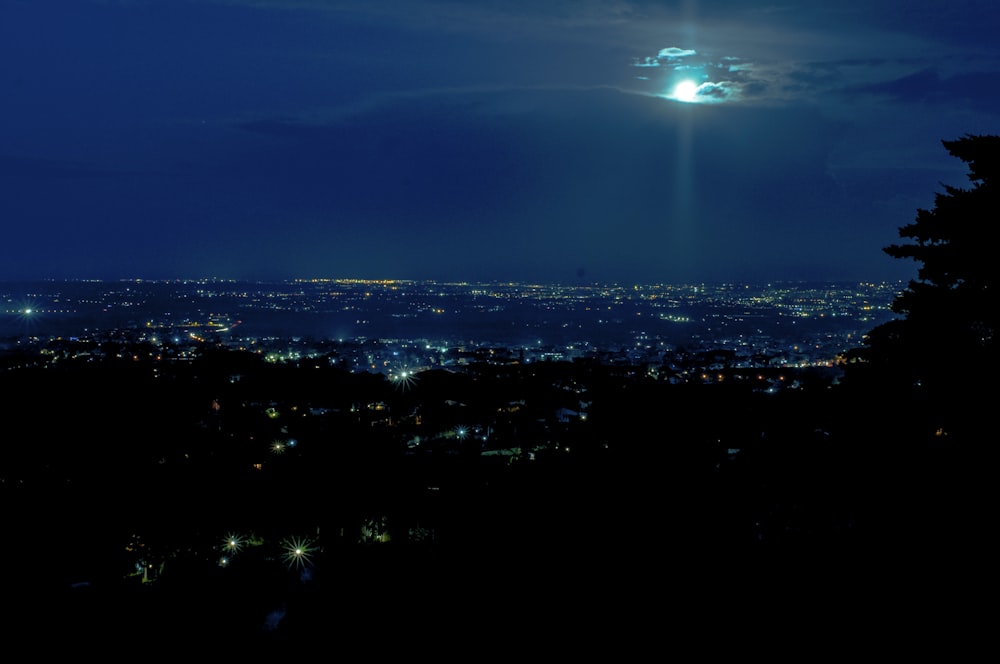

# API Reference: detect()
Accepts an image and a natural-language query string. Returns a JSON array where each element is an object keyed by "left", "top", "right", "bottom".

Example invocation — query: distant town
[{"left": 2, "top": 278, "right": 901, "bottom": 384}]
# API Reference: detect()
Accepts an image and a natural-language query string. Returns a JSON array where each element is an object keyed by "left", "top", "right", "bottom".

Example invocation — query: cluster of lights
[
  {"left": 391, "top": 367, "right": 420, "bottom": 392},
  {"left": 217, "top": 532, "right": 318, "bottom": 571},
  {"left": 219, "top": 532, "right": 245, "bottom": 566}
]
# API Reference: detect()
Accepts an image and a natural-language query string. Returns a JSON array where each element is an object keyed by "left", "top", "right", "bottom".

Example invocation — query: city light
[
  {"left": 223, "top": 533, "right": 245, "bottom": 554},
  {"left": 390, "top": 366, "right": 420, "bottom": 392},
  {"left": 282, "top": 536, "right": 315, "bottom": 569}
]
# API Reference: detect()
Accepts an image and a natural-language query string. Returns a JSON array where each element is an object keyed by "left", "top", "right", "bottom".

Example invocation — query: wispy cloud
[{"left": 631, "top": 46, "right": 755, "bottom": 103}]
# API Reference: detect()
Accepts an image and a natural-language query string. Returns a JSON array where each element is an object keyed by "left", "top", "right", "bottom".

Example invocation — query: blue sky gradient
[{"left": 2, "top": 0, "right": 998, "bottom": 283}]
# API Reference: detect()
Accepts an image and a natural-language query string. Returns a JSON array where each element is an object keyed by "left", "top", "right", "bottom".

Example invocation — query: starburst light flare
[{"left": 282, "top": 536, "right": 315, "bottom": 569}]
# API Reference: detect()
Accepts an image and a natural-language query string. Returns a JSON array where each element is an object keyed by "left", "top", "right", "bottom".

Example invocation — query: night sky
[{"left": 2, "top": 1, "right": 998, "bottom": 284}]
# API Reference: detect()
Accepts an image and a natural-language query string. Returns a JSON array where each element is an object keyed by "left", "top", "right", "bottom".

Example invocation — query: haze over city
[{"left": 3, "top": 1, "right": 998, "bottom": 284}]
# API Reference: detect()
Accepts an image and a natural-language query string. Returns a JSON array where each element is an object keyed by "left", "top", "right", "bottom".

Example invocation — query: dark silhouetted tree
[{"left": 843, "top": 134, "right": 997, "bottom": 441}]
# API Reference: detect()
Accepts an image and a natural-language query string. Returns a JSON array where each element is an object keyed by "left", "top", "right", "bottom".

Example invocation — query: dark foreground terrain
[{"left": 1, "top": 343, "right": 990, "bottom": 651}]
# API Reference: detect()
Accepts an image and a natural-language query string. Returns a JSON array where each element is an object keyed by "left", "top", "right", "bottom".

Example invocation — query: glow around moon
[{"left": 671, "top": 79, "right": 701, "bottom": 103}]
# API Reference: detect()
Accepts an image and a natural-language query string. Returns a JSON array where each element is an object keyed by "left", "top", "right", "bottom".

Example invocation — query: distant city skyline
[
  {"left": 2, "top": 1, "right": 998, "bottom": 284},
  {"left": 2, "top": 278, "right": 901, "bottom": 369}
]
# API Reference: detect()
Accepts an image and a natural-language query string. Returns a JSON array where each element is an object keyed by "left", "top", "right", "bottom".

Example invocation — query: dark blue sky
[{"left": 2, "top": 0, "right": 998, "bottom": 284}]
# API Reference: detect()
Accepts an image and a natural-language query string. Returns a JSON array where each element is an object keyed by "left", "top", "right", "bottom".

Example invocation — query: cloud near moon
[{"left": 633, "top": 45, "right": 744, "bottom": 103}]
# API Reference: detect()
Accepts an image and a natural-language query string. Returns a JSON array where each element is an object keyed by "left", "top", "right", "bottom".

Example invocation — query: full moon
[{"left": 672, "top": 80, "right": 699, "bottom": 102}]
